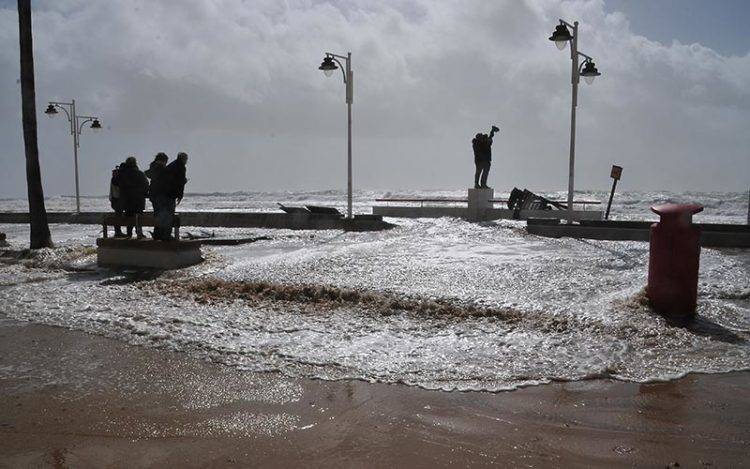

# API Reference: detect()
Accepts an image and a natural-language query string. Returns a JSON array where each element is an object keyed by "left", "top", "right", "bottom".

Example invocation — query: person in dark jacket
[
  {"left": 109, "top": 165, "right": 125, "bottom": 237},
  {"left": 472, "top": 125, "right": 499, "bottom": 189},
  {"left": 145, "top": 152, "right": 168, "bottom": 182},
  {"left": 166, "top": 152, "right": 188, "bottom": 202},
  {"left": 151, "top": 152, "right": 188, "bottom": 241},
  {"left": 114, "top": 156, "right": 149, "bottom": 239},
  {"left": 146, "top": 152, "right": 169, "bottom": 240}
]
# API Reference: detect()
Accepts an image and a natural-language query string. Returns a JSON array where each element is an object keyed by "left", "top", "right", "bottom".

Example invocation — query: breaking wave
[{"left": 148, "top": 278, "right": 622, "bottom": 336}]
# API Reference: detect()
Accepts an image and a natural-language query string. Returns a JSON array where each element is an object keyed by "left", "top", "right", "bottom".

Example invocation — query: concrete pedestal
[
  {"left": 467, "top": 188, "right": 494, "bottom": 221},
  {"left": 97, "top": 238, "right": 203, "bottom": 270}
]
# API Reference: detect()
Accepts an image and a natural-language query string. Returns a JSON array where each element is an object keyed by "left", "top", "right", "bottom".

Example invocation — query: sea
[{"left": 0, "top": 189, "right": 748, "bottom": 392}]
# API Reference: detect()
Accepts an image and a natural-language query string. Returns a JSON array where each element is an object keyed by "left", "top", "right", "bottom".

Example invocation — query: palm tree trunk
[{"left": 18, "top": 0, "right": 52, "bottom": 249}]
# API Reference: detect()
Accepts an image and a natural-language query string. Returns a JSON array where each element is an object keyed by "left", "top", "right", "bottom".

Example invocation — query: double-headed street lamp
[
  {"left": 319, "top": 52, "right": 354, "bottom": 219},
  {"left": 549, "top": 20, "right": 601, "bottom": 224},
  {"left": 45, "top": 99, "right": 102, "bottom": 214}
]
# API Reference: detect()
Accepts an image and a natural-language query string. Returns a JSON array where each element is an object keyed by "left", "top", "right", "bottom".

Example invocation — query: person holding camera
[{"left": 472, "top": 125, "right": 499, "bottom": 189}]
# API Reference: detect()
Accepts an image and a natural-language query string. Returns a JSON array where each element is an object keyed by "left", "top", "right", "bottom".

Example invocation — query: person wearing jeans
[
  {"left": 151, "top": 195, "right": 175, "bottom": 241},
  {"left": 150, "top": 152, "right": 188, "bottom": 241},
  {"left": 146, "top": 153, "right": 169, "bottom": 240}
]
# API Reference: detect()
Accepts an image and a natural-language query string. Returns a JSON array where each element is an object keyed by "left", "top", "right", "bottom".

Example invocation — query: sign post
[{"left": 605, "top": 165, "right": 622, "bottom": 220}]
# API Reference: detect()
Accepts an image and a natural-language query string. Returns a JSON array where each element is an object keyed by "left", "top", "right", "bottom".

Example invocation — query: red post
[{"left": 647, "top": 204, "right": 703, "bottom": 319}]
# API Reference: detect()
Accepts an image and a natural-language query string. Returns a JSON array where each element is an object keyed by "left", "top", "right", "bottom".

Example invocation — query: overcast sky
[{"left": 1, "top": 0, "right": 748, "bottom": 199}]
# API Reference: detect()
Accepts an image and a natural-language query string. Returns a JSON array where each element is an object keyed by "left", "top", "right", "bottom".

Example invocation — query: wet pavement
[{"left": 1, "top": 319, "right": 748, "bottom": 468}]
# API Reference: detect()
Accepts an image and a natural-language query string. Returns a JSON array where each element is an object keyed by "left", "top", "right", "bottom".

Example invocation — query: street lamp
[
  {"left": 319, "top": 51, "right": 354, "bottom": 219},
  {"left": 45, "top": 99, "right": 102, "bottom": 213},
  {"left": 580, "top": 60, "right": 601, "bottom": 85},
  {"left": 548, "top": 19, "right": 602, "bottom": 224}
]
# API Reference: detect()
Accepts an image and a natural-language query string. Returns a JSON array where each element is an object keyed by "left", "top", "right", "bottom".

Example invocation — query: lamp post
[
  {"left": 45, "top": 100, "right": 102, "bottom": 214},
  {"left": 319, "top": 52, "right": 354, "bottom": 219},
  {"left": 549, "top": 20, "right": 601, "bottom": 224}
]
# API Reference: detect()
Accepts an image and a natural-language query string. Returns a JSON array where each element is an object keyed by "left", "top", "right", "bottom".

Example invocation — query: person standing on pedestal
[{"left": 472, "top": 125, "right": 499, "bottom": 189}]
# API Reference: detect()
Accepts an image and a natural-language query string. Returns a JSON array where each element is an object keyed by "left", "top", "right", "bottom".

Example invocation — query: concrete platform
[
  {"left": 526, "top": 219, "right": 750, "bottom": 248},
  {"left": 96, "top": 238, "right": 203, "bottom": 269}
]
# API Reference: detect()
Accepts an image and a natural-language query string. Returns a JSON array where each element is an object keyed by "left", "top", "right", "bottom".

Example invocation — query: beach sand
[{"left": 0, "top": 320, "right": 747, "bottom": 468}]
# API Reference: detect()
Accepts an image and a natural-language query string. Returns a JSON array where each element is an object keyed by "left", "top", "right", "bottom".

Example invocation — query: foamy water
[{"left": 0, "top": 190, "right": 748, "bottom": 391}]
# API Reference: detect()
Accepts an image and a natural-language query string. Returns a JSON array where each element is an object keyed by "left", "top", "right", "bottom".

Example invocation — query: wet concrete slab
[{"left": 0, "top": 319, "right": 748, "bottom": 468}]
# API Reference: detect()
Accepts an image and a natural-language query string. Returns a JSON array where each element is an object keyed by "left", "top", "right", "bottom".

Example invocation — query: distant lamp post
[
  {"left": 319, "top": 51, "right": 354, "bottom": 219},
  {"left": 45, "top": 99, "right": 102, "bottom": 213},
  {"left": 549, "top": 19, "right": 602, "bottom": 224}
]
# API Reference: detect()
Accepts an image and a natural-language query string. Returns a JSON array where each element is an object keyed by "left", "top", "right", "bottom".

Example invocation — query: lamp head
[
  {"left": 319, "top": 55, "right": 338, "bottom": 77},
  {"left": 45, "top": 104, "right": 58, "bottom": 118},
  {"left": 549, "top": 24, "right": 573, "bottom": 50},
  {"left": 580, "top": 60, "right": 601, "bottom": 84},
  {"left": 90, "top": 119, "right": 102, "bottom": 132}
]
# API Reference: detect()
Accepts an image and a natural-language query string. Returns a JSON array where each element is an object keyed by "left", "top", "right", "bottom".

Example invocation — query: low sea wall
[
  {"left": 526, "top": 219, "right": 750, "bottom": 248},
  {"left": 372, "top": 205, "right": 603, "bottom": 222},
  {"left": 0, "top": 212, "right": 394, "bottom": 232}
]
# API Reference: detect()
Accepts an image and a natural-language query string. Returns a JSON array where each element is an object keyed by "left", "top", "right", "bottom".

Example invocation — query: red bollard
[{"left": 647, "top": 204, "right": 703, "bottom": 319}]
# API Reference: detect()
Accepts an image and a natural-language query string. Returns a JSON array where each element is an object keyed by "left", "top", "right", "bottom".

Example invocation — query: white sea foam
[{"left": 0, "top": 190, "right": 748, "bottom": 391}]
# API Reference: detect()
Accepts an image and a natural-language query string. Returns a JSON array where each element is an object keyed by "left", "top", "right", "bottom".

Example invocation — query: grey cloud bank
[{"left": 0, "top": 0, "right": 748, "bottom": 199}]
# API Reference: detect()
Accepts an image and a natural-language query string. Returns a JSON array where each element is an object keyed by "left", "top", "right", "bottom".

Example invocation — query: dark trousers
[
  {"left": 124, "top": 209, "right": 144, "bottom": 238},
  {"left": 151, "top": 195, "right": 176, "bottom": 240},
  {"left": 113, "top": 209, "right": 124, "bottom": 236},
  {"left": 474, "top": 160, "right": 491, "bottom": 188}
]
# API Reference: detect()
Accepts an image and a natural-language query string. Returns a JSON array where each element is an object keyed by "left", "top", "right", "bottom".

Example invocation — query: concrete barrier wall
[
  {"left": 582, "top": 219, "right": 750, "bottom": 233},
  {"left": 0, "top": 212, "right": 103, "bottom": 224},
  {"left": 179, "top": 212, "right": 344, "bottom": 230},
  {"left": 373, "top": 206, "right": 470, "bottom": 219},
  {"left": 373, "top": 206, "right": 603, "bottom": 222},
  {"left": 527, "top": 224, "right": 650, "bottom": 242},
  {"left": 527, "top": 221, "right": 750, "bottom": 247},
  {"left": 0, "top": 212, "right": 392, "bottom": 232}
]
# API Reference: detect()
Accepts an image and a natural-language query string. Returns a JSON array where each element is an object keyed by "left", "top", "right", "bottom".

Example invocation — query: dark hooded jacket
[
  {"left": 164, "top": 159, "right": 187, "bottom": 200},
  {"left": 114, "top": 159, "right": 149, "bottom": 213},
  {"left": 472, "top": 134, "right": 493, "bottom": 163},
  {"left": 145, "top": 160, "right": 167, "bottom": 200}
]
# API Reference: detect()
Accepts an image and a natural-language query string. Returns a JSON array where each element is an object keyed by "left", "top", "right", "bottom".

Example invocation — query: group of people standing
[{"left": 109, "top": 152, "right": 189, "bottom": 241}]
